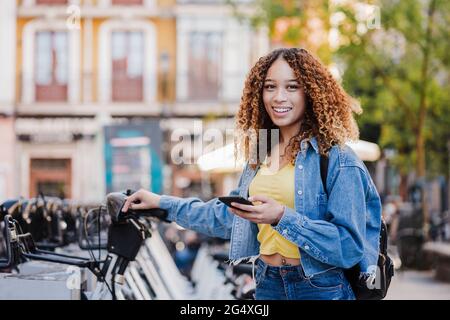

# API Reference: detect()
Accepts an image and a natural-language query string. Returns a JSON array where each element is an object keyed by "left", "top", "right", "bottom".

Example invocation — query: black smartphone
[{"left": 218, "top": 196, "right": 253, "bottom": 211}]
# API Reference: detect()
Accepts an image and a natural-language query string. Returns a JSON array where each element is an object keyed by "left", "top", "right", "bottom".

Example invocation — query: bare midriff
[{"left": 260, "top": 253, "right": 301, "bottom": 266}]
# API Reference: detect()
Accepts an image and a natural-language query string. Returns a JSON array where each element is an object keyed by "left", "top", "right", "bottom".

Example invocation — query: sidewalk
[{"left": 385, "top": 269, "right": 450, "bottom": 300}]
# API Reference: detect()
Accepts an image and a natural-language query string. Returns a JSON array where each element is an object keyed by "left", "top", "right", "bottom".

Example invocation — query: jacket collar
[{"left": 301, "top": 136, "right": 319, "bottom": 154}]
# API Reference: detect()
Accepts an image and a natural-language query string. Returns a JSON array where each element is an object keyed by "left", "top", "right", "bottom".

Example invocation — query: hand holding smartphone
[{"left": 218, "top": 196, "right": 253, "bottom": 211}]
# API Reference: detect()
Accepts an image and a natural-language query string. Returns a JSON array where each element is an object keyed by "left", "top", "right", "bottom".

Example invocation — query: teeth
[{"left": 272, "top": 107, "right": 292, "bottom": 113}]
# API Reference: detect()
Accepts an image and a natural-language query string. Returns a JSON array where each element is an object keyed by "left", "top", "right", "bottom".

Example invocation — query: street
[{"left": 385, "top": 270, "right": 450, "bottom": 300}]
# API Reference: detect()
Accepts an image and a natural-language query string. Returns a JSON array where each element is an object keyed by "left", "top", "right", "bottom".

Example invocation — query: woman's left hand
[{"left": 229, "top": 195, "right": 285, "bottom": 225}]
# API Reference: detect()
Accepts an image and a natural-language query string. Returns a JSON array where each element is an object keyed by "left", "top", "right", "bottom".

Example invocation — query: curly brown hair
[{"left": 234, "top": 47, "right": 362, "bottom": 169}]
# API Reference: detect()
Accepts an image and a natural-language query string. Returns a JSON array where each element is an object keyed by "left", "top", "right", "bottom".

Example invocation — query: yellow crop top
[{"left": 248, "top": 162, "right": 300, "bottom": 259}]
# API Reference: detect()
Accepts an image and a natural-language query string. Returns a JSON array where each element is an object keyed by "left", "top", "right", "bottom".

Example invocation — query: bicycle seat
[
  {"left": 1, "top": 199, "right": 20, "bottom": 211},
  {"left": 1, "top": 199, "right": 27, "bottom": 218}
]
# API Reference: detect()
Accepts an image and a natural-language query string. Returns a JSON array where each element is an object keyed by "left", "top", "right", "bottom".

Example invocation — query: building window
[
  {"left": 112, "top": 0, "right": 143, "bottom": 4},
  {"left": 35, "top": 31, "right": 68, "bottom": 102},
  {"left": 188, "top": 32, "right": 222, "bottom": 101},
  {"left": 111, "top": 31, "right": 144, "bottom": 102},
  {"left": 36, "top": 0, "right": 68, "bottom": 4}
]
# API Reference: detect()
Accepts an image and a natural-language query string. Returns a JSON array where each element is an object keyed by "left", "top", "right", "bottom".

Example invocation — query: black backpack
[{"left": 320, "top": 155, "right": 394, "bottom": 300}]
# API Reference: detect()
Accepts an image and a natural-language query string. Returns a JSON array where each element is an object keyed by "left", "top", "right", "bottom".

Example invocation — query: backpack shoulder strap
[{"left": 320, "top": 155, "right": 329, "bottom": 196}]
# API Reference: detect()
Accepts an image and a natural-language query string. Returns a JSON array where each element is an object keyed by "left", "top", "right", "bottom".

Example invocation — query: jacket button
[
  {"left": 297, "top": 190, "right": 302, "bottom": 195},
  {"left": 298, "top": 165, "right": 303, "bottom": 170},
  {"left": 305, "top": 245, "right": 310, "bottom": 250}
]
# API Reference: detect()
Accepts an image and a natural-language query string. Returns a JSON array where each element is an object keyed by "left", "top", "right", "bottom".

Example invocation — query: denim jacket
[{"left": 159, "top": 137, "right": 382, "bottom": 278}]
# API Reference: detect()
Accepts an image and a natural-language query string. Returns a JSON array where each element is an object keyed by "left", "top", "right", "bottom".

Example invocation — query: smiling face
[{"left": 262, "top": 57, "right": 306, "bottom": 137}]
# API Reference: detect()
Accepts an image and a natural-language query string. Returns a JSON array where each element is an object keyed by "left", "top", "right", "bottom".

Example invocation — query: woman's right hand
[{"left": 121, "top": 189, "right": 161, "bottom": 213}]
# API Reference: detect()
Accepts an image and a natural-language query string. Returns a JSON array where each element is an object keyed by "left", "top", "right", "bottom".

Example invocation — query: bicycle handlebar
[{"left": 106, "top": 191, "right": 169, "bottom": 223}]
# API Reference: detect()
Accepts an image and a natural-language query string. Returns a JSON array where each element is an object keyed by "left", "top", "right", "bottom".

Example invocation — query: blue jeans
[{"left": 254, "top": 258, "right": 356, "bottom": 300}]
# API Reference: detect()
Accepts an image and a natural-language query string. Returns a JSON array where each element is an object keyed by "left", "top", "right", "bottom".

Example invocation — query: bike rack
[{"left": 1, "top": 190, "right": 251, "bottom": 300}]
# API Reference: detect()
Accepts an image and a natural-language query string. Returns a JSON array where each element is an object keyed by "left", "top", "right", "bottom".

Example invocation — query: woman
[{"left": 122, "top": 47, "right": 382, "bottom": 300}]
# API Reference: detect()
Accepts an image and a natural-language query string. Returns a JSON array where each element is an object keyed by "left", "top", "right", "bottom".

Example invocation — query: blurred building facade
[{"left": 0, "top": 0, "right": 269, "bottom": 202}]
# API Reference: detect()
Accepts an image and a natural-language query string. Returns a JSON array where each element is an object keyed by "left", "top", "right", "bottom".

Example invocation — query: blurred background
[{"left": 0, "top": 0, "right": 449, "bottom": 299}]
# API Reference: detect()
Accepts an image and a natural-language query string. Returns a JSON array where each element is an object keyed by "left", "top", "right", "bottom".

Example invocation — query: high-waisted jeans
[{"left": 254, "top": 258, "right": 356, "bottom": 300}]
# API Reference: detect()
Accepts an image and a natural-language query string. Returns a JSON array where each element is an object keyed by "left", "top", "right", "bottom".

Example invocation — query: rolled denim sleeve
[
  {"left": 158, "top": 166, "right": 246, "bottom": 239},
  {"left": 273, "top": 166, "right": 367, "bottom": 269}
]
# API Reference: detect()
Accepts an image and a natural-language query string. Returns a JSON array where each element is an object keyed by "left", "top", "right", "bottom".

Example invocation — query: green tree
[
  {"left": 227, "top": 0, "right": 333, "bottom": 62},
  {"left": 335, "top": 0, "right": 450, "bottom": 236}
]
